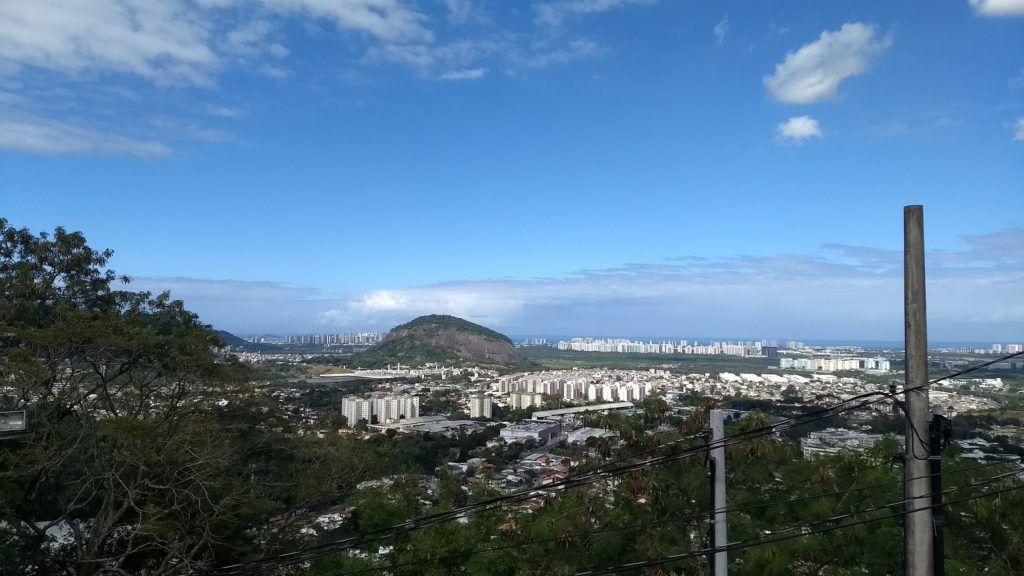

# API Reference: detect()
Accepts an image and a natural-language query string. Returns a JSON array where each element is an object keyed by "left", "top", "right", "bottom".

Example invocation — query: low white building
[
  {"left": 801, "top": 428, "right": 885, "bottom": 458},
  {"left": 500, "top": 421, "right": 561, "bottom": 444}
]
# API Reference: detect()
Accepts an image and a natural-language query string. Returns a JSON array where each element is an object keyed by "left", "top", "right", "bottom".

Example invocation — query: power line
[
  {"left": 211, "top": 350, "right": 1024, "bottom": 574},
  {"left": 575, "top": 477, "right": 1024, "bottom": 575},
  {"left": 315, "top": 461, "right": 1015, "bottom": 576},
  {"left": 246, "top": 461, "right": 1018, "bottom": 575},
  {"left": 207, "top": 395, "right": 904, "bottom": 574}
]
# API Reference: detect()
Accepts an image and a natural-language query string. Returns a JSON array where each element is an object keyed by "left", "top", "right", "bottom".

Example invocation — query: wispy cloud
[
  {"left": 534, "top": 0, "right": 656, "bottom": 27},
  {"left": 440, "top": 67, "right": 487, "bottom": 80},
  {"left": 776, "top": 115, "right": 823, "bottom": 143},
  {"left": 0, "top": 0, "right": 219, "bottom": 86},
  {"left": 129, "top": 276, "right": 329, "bottom": 334},
  {"left": 1015, "top": 117, "right": 1024, "bottom": 140},
  {"left": 206, "top": 104, "right": 243, "bottom": 118},
  {"left": 303, "top": 231, "right": 1024, "bottom": 340},
  {"left": 137, "top": 230, "right": 1024, "bottom": 340},
  {"left": 713, "top": 17, "right": 729, "bottom": 46},
  {"left": 969, "top": 0, "right": 1024, "bottom": 16},
  {"left": 445, "top": 0, "right": 490, "bottom": 26},
  {"left": 263, "top": 0, "right": 432, "bottom": 43},
  {"left": 522, "top": 39, "right": 604, "bottom": 68},
  {"left": 764, "top": 22, "right": 892, "bottom": 104},
  {"left": 0, "top": 112, "right": 170, "bottom": 157},
  {"left": 0, "top": 0, "right": 648, "bottom": 157}
]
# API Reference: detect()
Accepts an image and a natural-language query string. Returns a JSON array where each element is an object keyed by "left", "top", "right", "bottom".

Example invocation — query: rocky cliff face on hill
[{"left": 359, "top": 315, "right": 522, "bottom": 368}]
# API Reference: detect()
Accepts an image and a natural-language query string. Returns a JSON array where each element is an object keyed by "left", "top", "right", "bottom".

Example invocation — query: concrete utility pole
[
  {"left": 903, "top": 205, "right": 933, "bottom": 576},
  {"left": 709, "top": 409, "right": 727, "bottom": 576}
]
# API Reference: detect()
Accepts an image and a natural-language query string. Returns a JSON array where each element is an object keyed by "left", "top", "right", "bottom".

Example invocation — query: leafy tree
[{"left": 0, "top": 220, "right": 267, "bottom": 574}]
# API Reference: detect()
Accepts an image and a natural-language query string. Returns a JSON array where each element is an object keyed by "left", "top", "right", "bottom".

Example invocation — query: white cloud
[
  {"left": 534, "top": 0, "right": 656, "bottom": 27},
  {"left": 324, "top": 287, "right": 526, "bottom": 327},
  {"left": 764, "top": 22, "right": 891, "bottom": 104},
  {"left": 257, "top": 64, "right": 291, "bottom": 79},
  {"left": 776, "top": 115, "right": 823, "bottom": 143},
  {"left": 206, "top": 104, "right": 242, "bottom": 118},
  {"left": 1015, "top": 117, "right": 1024, "bottom": 140},
  {"left": 309, "top": 230, "right": 1024, "bottom": 340},
  {"left": 445, "top": 0, "right": 489, "bottom": 25},
  {"left": 523, "top": 39, "right": 603, "bottom": 68},
  {"left": 969, "top": 0, "right": 1024, "bottom": 16},
  {"left": 440, "top": 68, "right": 487, "bottom": 80},
  {"left": 0, "top": 0, "right": 218, "bottom": 85},
  {"left": 1012, "top": 70, "right": 1024, "bottom": 89},
  {"left": 364, "top": 38, "right": 502, "bottom": 74},
  {"left": 130, "top": 277, "right": 326, "bottom": 334},
  {"left": 139, "top": 229, "right": 1024, "bottom": 340},
  {"left": 0, "top": 112, "right": 170, "bottom": 156},
  {"left": 269, "top": 43, "right": 290, "bottom": 59},
  {"left": 713, "top": 17, "right": 729, "bottom": 46},
  {"left": 225, "top": 20, "right": 273, "bottom": 56},
  {"left": 264, "top": 0, "right": 432, "bottom": 43}
]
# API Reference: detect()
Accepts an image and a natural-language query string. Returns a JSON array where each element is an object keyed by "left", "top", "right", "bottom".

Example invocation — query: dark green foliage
[
  {"left": 356, "top": 337, "right": 466, "bottom": 368},
  {"left": 390, "top": 315, "right": 513, "bottom": 345},
  {"left": 0, "top": 220, "right": 385, "bottom": 574},
  {"left": 351, "top": 314, "right": 525, "bottom": 369},
  {"left": 215, "top": 329, "right": 247, "bottom": 346}
]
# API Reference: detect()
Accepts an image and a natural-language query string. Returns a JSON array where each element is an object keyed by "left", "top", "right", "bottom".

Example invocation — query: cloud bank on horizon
[{"left": 132, "top": 228, "right": 1024, "bottom": 342}]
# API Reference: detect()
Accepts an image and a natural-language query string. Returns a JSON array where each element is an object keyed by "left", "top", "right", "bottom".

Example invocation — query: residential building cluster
[
  {"left": 510, "top": 392, "right": 544, "bottom": 410},
  {"left": 245, "top": 332, "right": 384, "bottom": 345},
  {"left": 555, "top": 338, "right": 780, "bottom": 357},
  {"left": 936, "top": 343, "right": 1024, "bottom": 355},
  {"left": 779, "top": 356, "right": 891, "bottom": 372},
  {"left": 341, "top": 395, "right": 420, "bottom": 425},
  {"left": 993, "top": 344, "right": 1024, "bottom": 354},
  {"left": 493, "top": 371, "right": 655, "bottom": 405}
]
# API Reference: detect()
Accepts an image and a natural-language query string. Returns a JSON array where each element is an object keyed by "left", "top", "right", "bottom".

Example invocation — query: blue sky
[{"left": 1, "top": 0, "right": 1022, "bottom": 341}]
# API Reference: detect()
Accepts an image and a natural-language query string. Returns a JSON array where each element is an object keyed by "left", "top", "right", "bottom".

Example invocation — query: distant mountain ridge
[
  {"left": 356, "top": 315, "right": 521, "bottom": 368},
  {"left": 215, "top": 330, "right": 247, "bottom": 347}
]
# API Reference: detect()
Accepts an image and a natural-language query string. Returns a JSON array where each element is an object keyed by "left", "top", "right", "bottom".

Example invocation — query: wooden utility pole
[
  {"left": 903, "top": 205, "right": 933, "bottom": 576},
  {"left": 709, "top": 409, "right": 727, "bottom": 576}
]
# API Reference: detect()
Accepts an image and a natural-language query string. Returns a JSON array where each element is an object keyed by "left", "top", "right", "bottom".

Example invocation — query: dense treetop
[{"left": 389, "top": 314, "right": 514, "bottom": 345}]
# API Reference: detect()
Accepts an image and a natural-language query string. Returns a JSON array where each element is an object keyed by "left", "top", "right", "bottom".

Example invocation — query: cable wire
[
  {"left": 575, "top": 477, "right": 1024, "bottom": 575},
  {"left": 211, "top": 350, "right": 1024, "bottom": 574},
  {"left": 248, "top": 461, "right": 1020, "bottom": 575},
  {"left": 319, "top": 460, "right": 1017, "bottom": 575}
]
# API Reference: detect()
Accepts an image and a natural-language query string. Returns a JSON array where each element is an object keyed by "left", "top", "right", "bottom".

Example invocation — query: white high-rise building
[
  {"left": 563, "top": 382, "right": 580, "bottom": 401},
  {"left": 510, "top": 392, "right": 543, "bottom": 410},
  {"left": 469, "top": 396, "right": 492, "bottom": 419},
  {"left": 341, "top": 398, "right": 372, "bottom": 426},
  {"left": 345, "top": 395, "right": 418, "bottom": 425}
]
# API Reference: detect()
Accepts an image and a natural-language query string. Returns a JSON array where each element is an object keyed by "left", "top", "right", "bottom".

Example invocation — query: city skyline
[{"left": 1, "top": 1, "right": 1022, "bottom": 340}]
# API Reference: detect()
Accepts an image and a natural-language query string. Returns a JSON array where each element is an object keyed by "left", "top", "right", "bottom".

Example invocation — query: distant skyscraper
[
  {"left": 341, "top": 398, "right": 372, "bottom": 426},
  {"left": 469, "top": 396, "right": 492, "bottom": 419}
]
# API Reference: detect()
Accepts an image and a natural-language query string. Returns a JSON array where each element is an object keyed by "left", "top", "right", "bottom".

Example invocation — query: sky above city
[{"left": 1, "top": 0, "right": 1023, "bottom": 341}]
